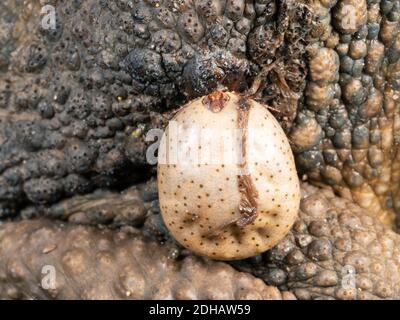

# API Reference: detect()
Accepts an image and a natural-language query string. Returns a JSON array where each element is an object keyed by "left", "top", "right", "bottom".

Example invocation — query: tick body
[{"left": 158, "top": 92, "right": 300, "bottom": 260}]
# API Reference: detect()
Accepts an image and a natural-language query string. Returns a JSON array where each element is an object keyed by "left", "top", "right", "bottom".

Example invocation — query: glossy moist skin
[{"left": 1, "top": 0, "right": 400, "bottom": 300}]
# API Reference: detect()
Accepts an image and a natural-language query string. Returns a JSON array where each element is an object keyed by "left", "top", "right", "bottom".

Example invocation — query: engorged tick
[{"left": 158, "top": 91, "right": 300, "bottom": 260}]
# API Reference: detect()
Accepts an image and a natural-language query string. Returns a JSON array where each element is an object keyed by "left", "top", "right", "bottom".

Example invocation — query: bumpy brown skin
[
  {"left": 0, "top": 0, "right": 312, "bottom": 216},
  {"left": 0, "top": 219, "right": 294, "bottom": 300},
  {"left": 1, "top": 0, "right": 400, "bottom": 301},
  {"left": 21, "top": 178, "right": 159, "bottom": 228},
  {"left": 5, "top": 181, "right": 400, "bottom": 300},
  {"left": 234, "top": 183, "right": 400, "bottom": 300},
  {"left": 1, "top": 0, "right": 399, "bottom": 226},
  {"left": 290, "top": 0, "right": 400, "bottom": 226}
]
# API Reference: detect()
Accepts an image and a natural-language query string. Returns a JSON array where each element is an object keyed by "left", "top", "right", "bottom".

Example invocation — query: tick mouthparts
[{"left": 201, "top": 91, "right": 231, "bottom": 113}]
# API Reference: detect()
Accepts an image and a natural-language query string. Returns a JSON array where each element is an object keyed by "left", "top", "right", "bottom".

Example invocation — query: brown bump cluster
[
  {"left": 0, "top": 219, "right": 293, "bottom": 300},
  {"left": 8, "top": 180, "right": 400, "bottom": 300},
  {"left": 291, "top": 0, "right": 400, "bottom": 227},
  {"left": 309, "top": 48, "right": 340, "bottom": 85},
  {"left": 235, "top": 183, "right": 400, "bottom": 300},
  {"left": 158, "top": 92, "right": 300, "bottom": 260}
]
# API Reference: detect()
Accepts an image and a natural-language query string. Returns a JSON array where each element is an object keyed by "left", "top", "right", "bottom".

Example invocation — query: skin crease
[{"left": 0, "top": 0, "right": 400, "bottom": 299}]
